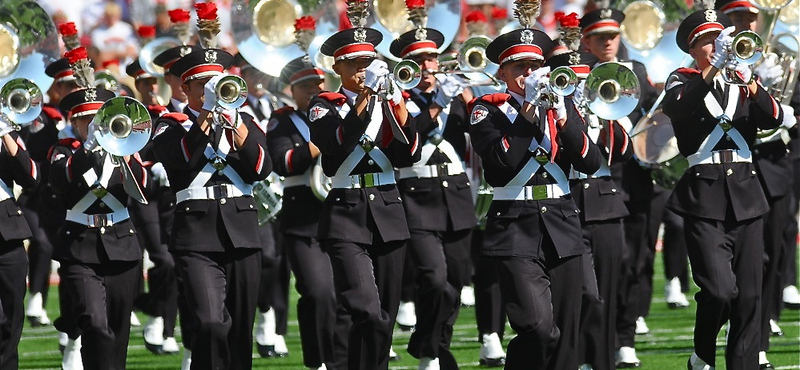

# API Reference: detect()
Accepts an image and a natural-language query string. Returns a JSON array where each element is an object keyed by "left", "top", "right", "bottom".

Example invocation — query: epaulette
[
  {"left": 41, "top": 106, "right": 63, "bottom": 120},
  {"left": 57, "top": 138, "right": 81, "bottom": 149},
  {"left": 160, "top": 112, "right": 189, "bottom": 122},
  {"left": 148, "top": 105, "right": 168, "bottom": 115},
  {"left": 478, "top": 93, "right": 511, "bottom": 106},
  {"left": 317, "top": 92, "right": 347, "bottom": 106},
  {"left": 675, "top": 67, "right": 701, "bottom": 75},
  {"left": 273, "top": 106, "right": 295, "bottom": 116},
  {"left": 402, "top": 91, "right": 411, "bottom": 100}
]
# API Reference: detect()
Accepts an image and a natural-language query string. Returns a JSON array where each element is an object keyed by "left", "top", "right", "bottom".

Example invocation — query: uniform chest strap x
[
  {"left": 493, "top": 132, "right": 571, "bottom": 201},
  {"left": 686, "top": 86, "right": 752, "bottom": 168},
  {"left": 66, "top": 154, "right": 130, "bottom": 228},
  {"left": 176, "top": 128, "right": 253, "bottom": 203},
  {"left": 330, "top": 100, "right": 396, "bottom": 189},
  {"left": 281, "top": 112, "right": 313, "bottom": 188}
]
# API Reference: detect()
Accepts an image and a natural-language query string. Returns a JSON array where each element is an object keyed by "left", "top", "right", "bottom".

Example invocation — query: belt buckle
[
  {"left": 211, "top": 156, "right": 227, "bottom": 171},
  {"left": 213, "top": 185, "right": 229, "bottom": 199},
  {"left": 91, "top": 214, "right": 109, "bottom": 228},
  {"left": 718, "top": 115, "right": 732, "bottom": 131},
  {"left": 436, "top": 164, "right": 448, "bottom": 177},
  {"left": 360, "top": 173, "right": 376, "bottom": 187},
  {"left": 532, "top": 185, "right": 548, "bottom": 201}
]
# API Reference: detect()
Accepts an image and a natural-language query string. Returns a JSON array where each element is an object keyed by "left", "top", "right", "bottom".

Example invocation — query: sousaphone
[
  {"left": 0, "top": 0, "right": 60, "bottom": 92},
  {"left": 368, "top": 0, "right": 462, "bottom": 62}
]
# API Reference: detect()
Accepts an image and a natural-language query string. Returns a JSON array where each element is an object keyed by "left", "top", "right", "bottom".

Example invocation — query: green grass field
[{"left": 18, "top": 251, "right": 800, "bottom": 369}]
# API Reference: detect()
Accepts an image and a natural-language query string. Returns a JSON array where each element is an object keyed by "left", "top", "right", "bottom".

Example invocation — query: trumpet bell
[
  {"left": 369, "top": 0, "right": 462, "bottom": 62},
  {"left": 93, "top": 97, "right": 152, "bottom": 157},
  {"left": 0, "top": 0, "right": 60, "bottom": 92},
  {"left": 549, "top": 66, "right": 578, "bottom": 96},
  {"left": 732, "top": 31, "right": 764, "bottom": 65},
  {"left": 0, "top": 77, "right": 42, "bottom": 124},
  {"left": 584, "top": 62, "right": 640, "bottom": 120},
  {"left": 620, "top": 1, "right": 665, "bottom": 51},
  {"left": 215, "top": 75, "right": 248, "bottom": 110},
  {"left": 394, "top": 59, "right": 422, "bottom": 90},
  {"left": 140, "top": 37, "right": 181, "bottom": 77}
]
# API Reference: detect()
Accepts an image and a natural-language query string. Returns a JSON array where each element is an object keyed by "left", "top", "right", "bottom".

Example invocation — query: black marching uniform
[
  {"left": 663, "top": 10, "right": 784, "bottom": 369},
  {"left": 152, "top": 48, "right": 272, "bottom": 370},
  {"left": 0, "top": 131, "right": 39, "bottom": 370},
  {"left": 470, "top": 27, "right": 604, "bottom": 370},
  {"left": 50, "top": 87, "right": 149, "bottom": 370},
  {"left": 390, "top": 28, "right": 476, "bottom": 369}
]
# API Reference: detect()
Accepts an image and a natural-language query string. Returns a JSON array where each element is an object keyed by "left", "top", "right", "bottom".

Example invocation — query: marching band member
[
  {"left": 263, "top": 16, "right": 348, "bottom": 369},
  {"left": 714, "top": 0, "right": 797, "bottom": 366},
  {"left": 663, "top": 8, "right": 784, "bottom": 369},
  {"left": 152, "top": 8, "right": 197, "bottom": 114},
  {"left": 469, "top": 0, "right": 603, "bottom": 366},
  {"left": 578, "top": 6, "right": 660, "bottom": 367},
  {"left": 389, "top": 1, "right": 477, "bottom": 368},
  {"left": 0, "top": 105, "right": 40, "bottom": 370},
  {"left": 49, "top": 46, "right": 150, "bottom": 370},
  {"left": 151, "top": 3, "right": 272, "bottom": 369},
  {"left": 308, "top": 0, "right": 419, "bottom": 367},
  {"left": 547, "top": 12, "right": 630, "bottom": 370},
  {"left": 124, "top": 58, "right": 180, "bottom": 355}
]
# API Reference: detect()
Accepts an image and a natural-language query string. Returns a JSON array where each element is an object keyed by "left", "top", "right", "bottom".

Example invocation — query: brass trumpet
[
  {"left": 549, "top": 67, "right": 579, "bottom": 97},
  {"left": 214, "top": 75, "right": 248, "bottom": 110},
  {"left": 0, "top": 78, "right": 42, "bottom": 127},
  {"left": 583, "top": 62, "right": 641, "bottom": 120},
  {"left": 393, "top": 58, "right": 501, "bottom": 91},
  {"left": 722, "top": 31, "right": 764, "bottom": 85}
]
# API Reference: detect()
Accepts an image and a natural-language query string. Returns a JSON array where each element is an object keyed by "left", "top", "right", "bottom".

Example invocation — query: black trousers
[
  {"left": 17, "top": 192, "right": 61, "bottom": 302},
  {"left": 284, "top": 234, "right": 349, "bottom": 369},
  {"left": 495, "top": 250, "right": 582, "bottom": 370},
  {"left": 324, "top": 238, "right": 406, "bottom": 370},
  {"left": 173, "top": 249, "right": 261, "bottom": 370},
  {"left": 0, "top": 242, "right": 27, "bottom": 370},
  {"left": 662, "top": 207, "right": 690, "bottom": 291},
  {"left": 685, "top": 215, "right": 762, "bottom": 369},
  {"left": 405, "top": 228, "right": 470, "bottom": 368},
  {"left": 578, "top": 219, "right": 623, "bottom": 370},
  {"left": 761, "top": 192, "right": 792, "bottom": 350},
  {"left": 258, "top": 222, "right": 290, "bottom": 336},
  {"left": 129, "top": 194, "right": 178, "bottom": 338},
  {"left": 470, "top": 228, "right": 506, "bottom": 340},
  {"left": 60, "top": 259, "right": 140, "bottom": 370}
]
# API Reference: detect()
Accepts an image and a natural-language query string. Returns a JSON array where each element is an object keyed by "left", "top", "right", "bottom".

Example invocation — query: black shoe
[
  {"left": 257, "top": 344, "right": 288, "bottom": 358},
  {"left": 616, "top": 362, "right": 641, "bottom": 368},
  {"left": 479, "top": 357, "right": 506, "bottom": 367},
  {"left": 27, "top": 316, "right": 51, "bottom": 327},
  {"left": 760, "top": 363, "right": 774, "bottom": 370},
  {"left": 144, "top": 341, "right": 164, "bottom": 355},
  {"left": 389, "top": 352, "right": 401, "bottom": 362},
  {"left": 398, "top": 324, "right": 415, "bottom": 332}
]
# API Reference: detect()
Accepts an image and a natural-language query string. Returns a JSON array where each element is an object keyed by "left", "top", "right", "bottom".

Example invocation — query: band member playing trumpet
[
  {"left": 388, "top": 1, "right": 477, "bottom": 368},
  {"left": 49, "top": 46, "right": 150, "bottom": 370},
  {"left": 663, "top": 9, "right": 784, "bottom": 370},
  {"left": 262, "top": 16, "right": 348, "bottom": 370},
  {"left": 469, "top": 1, "right": 603, "bottom": 367},
  {"left": 152, "top": 8, "right": 197, "bottom": 114},
  {"left": 0, "top": 102, "right": 40, "bottom": 370},
  {"left": 151, "top": 4, "right": 272, "bottom": 369},
  {"left": 308, "top": 0, "right": 419, "bottom": 368}
]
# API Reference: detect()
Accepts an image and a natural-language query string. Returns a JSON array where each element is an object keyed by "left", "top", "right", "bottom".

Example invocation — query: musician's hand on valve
[
  {"left": 433, "top": 75, "right": 464, "bottom": 108},
  {"left": 732, "top": 62, "right": 753, "bottom": 85},
  {"left": 364, "top": 59, "right": 389, "bottom": 93},
  {"left": 552, "top": 94, "right": 567, "bottom": 123},
  {"left": 386, "top": 79, "right": 403, "bottom": 105},
  {"left": 572, "top": 80, "right": 586, "bottom": 108},
  {"left": 781, "top": 104, "right": 797, "bottom": 129},
  {"left": 711, "top": 26, "right": 735, "bottom": 69},
  {"left": 754, "top": 54, "right": 784, "bottom": 87},
  {"left": 0, "top": 117, "right": 13, "bottom": 137},
  {"left": 83, "top": 122, "right": 100, "bottom": 152},
  {"left": 202, "top": 74, "right": 227, "bottom": 112},
  {"left": 524, "top": 66, "right": 550, "bottom": 104}
]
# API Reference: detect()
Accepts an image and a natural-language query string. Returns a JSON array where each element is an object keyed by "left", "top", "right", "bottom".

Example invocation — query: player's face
[
  {"left": 498, "top": 59, "right": 543, "bottom": 96},
  {"left": 689, "top": 32, "right": 717, "bottom": 70},
  {"left": 291, "top": 78, "right": 324, "bottom": 111},
  {"left": 182, "top": 77, "right": 211, "bottom": 111},
  {"left": 165, "top": 73, "right": 187, "bottom": 101},
  {"left": 334, "top": 57, "right": 374, "bottom": 92},
  {"left": 136, "top": 78, "right": 159, "bottom": 105},
  {"left": 585, "top": 32, "right": 621, "bottom": 63},
  {"left": 729, "top": 11, "right": 758, "bottom": 33},
  {"left": 72, "top": 115, "right": 93, "bottom": 143},
  {"left": 409, "top": 52, "right": 440, "bottom": 92}
]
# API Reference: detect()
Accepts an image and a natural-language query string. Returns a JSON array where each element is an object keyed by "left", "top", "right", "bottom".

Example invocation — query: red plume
[
  {"left": 556, "top": 12, "right": 580, "bottom": 28},
  {"left": 137, "top": 25, "right": 157, "bottom": 39},
  {"left": 491, "top": 6, "right": 508, "bottom": 20},
  {"left": 195, "top": 2, "right": 218, "bottom": 20},
  {"left": 58, "top": 22, "right": 78, "bottom": 36},
  {"left": 405, "top": 0, "right": 425, "bottom": 9},
  {"left": 465, "top": 10, "right": 488, "bottom": 23},
  {"left": 65, "top": 47, "right": 88, "bottom": 64},
  {"left": 168, "top": 9, "right": 190, "bottom": 23},
  {"left": 294, "top": 16, "right": 316, "bottom": 31}
]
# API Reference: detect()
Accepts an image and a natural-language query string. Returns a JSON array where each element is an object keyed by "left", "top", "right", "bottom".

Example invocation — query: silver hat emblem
[
  {"left": 85, "top": 88, "right": 97, "bottom": 102},
  {"left": 600, "top": 9, "right": 612, "bottom": 19},
  {"left": 354, "top": 28, "right": 367, "bottom": 43},
  {"left": 520, "top": 29, "right": 534, "bottom": 44},
  {"left": 704, "top": 9, "right": 717, "bottom": 22},
  {"left": 205, "top": 50, "right": 217, "bottom": 63}
]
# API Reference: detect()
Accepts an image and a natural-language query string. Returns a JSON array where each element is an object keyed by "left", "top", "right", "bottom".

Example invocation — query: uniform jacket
[
  {"left": 398, "top": 90, "right": 477, "bottom": 232},
  {"left": 18, "top": 105, "right": 66, "bottom": 211},
  {"left": 266, "top": 106, "right": 322, "bottom": 238},
  {"left": 569, "top": 113, "right": 632, "bottom": 222},
  {"left": 49, "top": 139, "right": 149, "bottom": 263},
  {"left": 663, "top": 68, "right": 783, "bottom": 221},
  {"left": 308, "top": 90, "right": 420, "bottom": 244},
  {"left": 753, "top": 139, "right": 793, "bottom": 200},
  {"left": 152, "top": 108, "right": 272, "bottom": 252},
  {"left": 0, "top": 131, "right": 39, "bottom": 243},
  {"left": 469, "top": 92, "right": 603, "bottom": 258}
]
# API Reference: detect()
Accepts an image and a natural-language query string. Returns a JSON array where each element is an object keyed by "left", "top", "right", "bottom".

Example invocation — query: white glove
[
  {"left": 150, "top": 162, "right": 171, "bottom": 187},
  {"left": 573, "top": 80, "right": 586, "bottom": 108},
  {"left": 0, "top": 117, "right": 12, "bottom": 137},
  {"left": 754, "top": 54, "right": 784, "bottom": 87},
  {"left": 732, "top": 62, "right": 753, "bottom": 84},
  {"left": 364, "top": 59, "right": 390, "bottom": 92},
  {"left": 524, "top": 66, "right": 551, "bottom": 104},
  {"left": 202, "top": 74, "right": 227, "bottom": 112},
  {"left": 781, "top": 104, "right": 797, "bottom": 129},
  {"left": 552, "top": 94, "right": 567, "bottom": 122},
  {"left": 432, "top": 75, "right": 464, "bottom": 108},
  {"left": 83, "top": 122, "right": 99, "bottom": 152},
  {"left": 386, "top": 79, "right": 403, "bottom": 105},
  {"left": 711, "top": 26, "right": 735, "bottom": 69}
]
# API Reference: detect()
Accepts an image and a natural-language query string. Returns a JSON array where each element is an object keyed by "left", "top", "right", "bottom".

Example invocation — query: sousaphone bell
[{"left": 139, "top": 37, "right": 182, "bottom": 78}]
